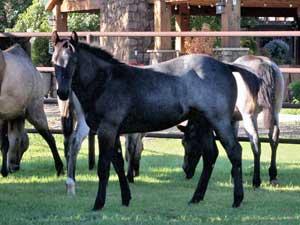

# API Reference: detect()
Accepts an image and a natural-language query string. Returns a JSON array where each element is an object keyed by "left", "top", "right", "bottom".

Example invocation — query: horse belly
[{"left": 120, "top": 102, "right": 188, "bottom": 133}]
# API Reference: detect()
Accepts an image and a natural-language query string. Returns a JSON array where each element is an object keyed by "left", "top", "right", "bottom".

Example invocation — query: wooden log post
[
  {"left": 175, "top": 4, "right": 190, "bottom": 53},
  {"left": 221, "top": 0, "right": 240, "bottom": 47},
  {"left": 154, "top": 0, "right": 172, "bottom": 50},
  {"left": 54, "top": 0, "right": 67, "bottom": 32}
]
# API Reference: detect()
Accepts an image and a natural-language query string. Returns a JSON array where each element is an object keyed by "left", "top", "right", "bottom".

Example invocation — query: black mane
[{"left": 77, "top": 42, "right": 123, "bottom": 65}]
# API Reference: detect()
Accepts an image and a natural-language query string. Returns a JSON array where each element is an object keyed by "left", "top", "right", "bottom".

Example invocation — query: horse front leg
[
  {"left": 189, "top": 128, "right": 218, "bottom": 204},
  {"left": 65, "top": 117, "right": 89, "bottom": 195},
  {"left": 93, "top": 123, "right": 118, "bottom": 211},
  {"left": 88, "top": 130, "right": 96, "bottom": 170},
  {"left": 112, "top": 136, "right": 131, "bottom": 206},
  {"left": 242, "top": 114, "right": 261, "bottom": 188},
  {"left": 268, "top": 122, "right": 280, "bottom": 186},
  {"left": 0, "top": 121, "right": 9, "bottom": 177}
]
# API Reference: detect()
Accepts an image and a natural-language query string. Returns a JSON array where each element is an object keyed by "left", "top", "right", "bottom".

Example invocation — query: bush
[
  {"left": 31, "top": 37, "right": 51, "bottom": 66},
  {"left": 262, "top": 39, "right": 290, "bottom": 65},
  {"left": 288, "top": 80, "right": 300, "bottom": 103}
]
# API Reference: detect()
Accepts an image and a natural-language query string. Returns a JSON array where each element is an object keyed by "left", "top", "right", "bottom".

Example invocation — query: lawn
[{"left": 0, "top": 134, "right": 299, "bottom": 225}]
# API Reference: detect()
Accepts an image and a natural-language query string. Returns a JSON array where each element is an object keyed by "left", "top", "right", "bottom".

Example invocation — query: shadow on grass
[{"left": 0, "top": 152, "right": 299, "bottom": 225}]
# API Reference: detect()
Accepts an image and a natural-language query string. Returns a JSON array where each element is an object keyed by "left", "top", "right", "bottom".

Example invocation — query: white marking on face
[{"left": 52, "top": 40, "right": 74, "bottom": 68}]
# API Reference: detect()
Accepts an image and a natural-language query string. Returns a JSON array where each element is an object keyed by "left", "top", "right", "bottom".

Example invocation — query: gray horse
[
  {"left": 179, "top": 55, "right": 284, "bottom": 187},
  {"left": 52, "top": 31, "right": 247, "bottom": 210}
]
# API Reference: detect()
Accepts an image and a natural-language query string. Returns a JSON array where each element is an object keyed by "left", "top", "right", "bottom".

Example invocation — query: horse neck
[{"left": 72, "top": 49, "right": 112, "bottom": 110}]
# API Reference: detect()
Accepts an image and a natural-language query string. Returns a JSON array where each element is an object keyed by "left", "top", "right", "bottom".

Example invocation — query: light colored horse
[{"left": 0, "top": 45, "right": 63, "bottom": 176}]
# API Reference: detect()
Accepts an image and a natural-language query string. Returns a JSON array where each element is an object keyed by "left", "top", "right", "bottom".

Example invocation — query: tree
[
  {"left": 68, "top": 12, "right": 100, "bottom": 31},
  {"left": 0, "top": 0, "right": 32, "bottom": 32},
  {"left": 10, "top": 0, "right": 52, "bottom": 66}
]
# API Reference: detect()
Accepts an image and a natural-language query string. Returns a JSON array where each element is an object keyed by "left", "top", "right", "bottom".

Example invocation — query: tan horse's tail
[{"left": 256, "top": 62, "right": 283, "bottom": 129}]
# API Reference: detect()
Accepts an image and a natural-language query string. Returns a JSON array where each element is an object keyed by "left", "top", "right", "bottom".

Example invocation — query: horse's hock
[{"left": 214, "top": 48, "right": 249, "bottom": 63}]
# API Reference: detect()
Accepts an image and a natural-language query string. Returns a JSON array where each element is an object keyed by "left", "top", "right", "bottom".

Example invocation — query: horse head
[
  {"left": 51, "top": 31, "right": 79, "bottom": 101},
  {"left": 177, "top": 123, "right": 202, "bottom": 179},
  {"left": 8, "top": 130, "right": 29, "bottom": 172}
]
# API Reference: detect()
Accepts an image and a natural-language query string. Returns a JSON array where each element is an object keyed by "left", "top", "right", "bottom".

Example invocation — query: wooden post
[
  {"left": 221, "top": 0, "right": 240, "bottom": 47},
  {"left": 54, "top": 1, "right": 67, "bottom": 31},
  {"left": 175, "top": 4, "right": 190, "bottom": 53},
  {"left": 296, "top": 7, "right": 300, "bottom": 65},
  {"left": 154, "top": 0, "right": 171, "bottom": 50}
]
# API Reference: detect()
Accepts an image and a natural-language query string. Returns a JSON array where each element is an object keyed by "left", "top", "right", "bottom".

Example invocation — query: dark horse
[
  {"left": 52, "top": 31, "right": 245, "bottom": 210},
  {"left": 179, "top": 55, "right": 284, "bottom": 187}
]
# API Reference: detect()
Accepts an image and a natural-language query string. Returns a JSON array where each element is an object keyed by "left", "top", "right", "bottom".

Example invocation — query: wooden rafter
[{"left": 164, "top": 0, "right": 300, "bottom": 8}]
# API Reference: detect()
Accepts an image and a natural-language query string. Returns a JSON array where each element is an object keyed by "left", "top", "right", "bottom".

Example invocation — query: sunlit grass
[{"left": 0, "top": 134, "right": 299, "bottom": 225}]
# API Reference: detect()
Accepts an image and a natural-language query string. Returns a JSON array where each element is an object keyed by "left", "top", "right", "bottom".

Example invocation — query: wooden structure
[{"left": 46, "top": 0, "right": 300, "bottom": 57}]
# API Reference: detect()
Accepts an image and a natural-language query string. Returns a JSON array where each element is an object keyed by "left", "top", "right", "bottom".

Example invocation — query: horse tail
[
  {"left": 256, "top": 61, "right": 283, "bottom": 129},
  {"left": 227, "top": 63, "right": 261, "bottom": 100}
]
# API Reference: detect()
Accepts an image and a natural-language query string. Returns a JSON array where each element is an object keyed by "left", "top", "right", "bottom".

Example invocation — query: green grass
[
  {"left": 0, "top": 134, "right": 300, "bottom": 225},
  {"left": 280, "top": 108, "right": 300, "bottom": 115}
]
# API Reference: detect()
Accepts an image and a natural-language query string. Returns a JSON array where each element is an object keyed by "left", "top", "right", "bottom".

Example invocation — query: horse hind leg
[
  {"left": 213, "top": 119, "right": 244, "bottom": 208},
  {"left": 111, "top": 137, "right": 131, "bottom": 206},
  {"left": 26, "top": 104, "right": 64, "bottom": 176},
  {"left": 268, "top": 118, "right": 280, "bottom": 186},
  {"left": 242, "top": 114, "right": 261, "bottom": 188}
]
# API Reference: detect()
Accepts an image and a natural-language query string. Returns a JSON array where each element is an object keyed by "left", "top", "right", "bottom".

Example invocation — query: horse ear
[
  {"left": 177, "top": 125, "right": 187, "bottom": 133},
  {"left": 71, "top": 31, "right": 78, "bottom": 45},
  {"left": 51, "top": 31, "right": 60, "bottom": 46}
]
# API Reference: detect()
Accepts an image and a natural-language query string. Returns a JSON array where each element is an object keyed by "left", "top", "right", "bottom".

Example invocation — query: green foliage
[
  {"left": 10, "top": 0, "right": 51, "bottom": 66},
  {"left": 10, "top": 0, "right": 51, "bottom": 32},
  {"left": 31, "top": 37, "right": 51, "bottom": 66},
  {"left": 0, "top": 0, "right": 32, "bottom": 32},
  {"left": 67, "top": 12, "right": 100, "bottom": 31},
  {"left": 240, "top": 37, "right": 257, "bottom": 54},
  {"left": 0, "top": 135, "right": 300, "bottom": 225},
  {"left": 288, "top": 80, "right": 300, "bottom": 103}
]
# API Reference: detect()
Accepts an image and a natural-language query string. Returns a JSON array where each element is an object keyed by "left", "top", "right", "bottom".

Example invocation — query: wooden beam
[
  {"left": 175, "top": 4, "right": 190, "bottom": 52},
  {"left": 154, "top": 0, "right": 172, "bottom": 50},
  {"left": 54, "top": 2, "right": 67, "bottom": 32},
  {"left": 222, "top": 0, "right": 240, "bottom": 47}
]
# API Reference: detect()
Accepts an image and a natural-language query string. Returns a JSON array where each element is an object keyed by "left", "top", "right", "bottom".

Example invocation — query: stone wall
[
  {"left": 99, "top": 0, "right": 154, "bottom": 64},
  {"left": 213, "top": 47, "right": 249, "bottom": 63}
]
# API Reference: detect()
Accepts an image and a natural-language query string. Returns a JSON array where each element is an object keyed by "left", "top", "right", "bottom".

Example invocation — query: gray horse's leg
[
  {"left": 88, "top": 130, "right": 96, "bottom": 170},
  {"left": 94, "top": 122, "right": 131, "bottom": 210},
  {"left": 0, "top": 121, "right": 9, "bottom": 177},
  {"left": 242, "top": 114, "right": 261, "bottom": 188},
  {"left": 189, "top": 119, "right": 218, "bottom": 203},
  {"left": 268, "top": 117, "right": 280, "bottom": 185},
  {"left": 111, "top": 137, "right": 131, "bottom": 206},
  {"left": 65, "top": 115, "right": 89, "bottom": 195},
  {"left": 213, "top": 120, "right": 244, "bottom": 208},
  {"left": 26, "top": 103, "right": 64, "bottom": 176}
]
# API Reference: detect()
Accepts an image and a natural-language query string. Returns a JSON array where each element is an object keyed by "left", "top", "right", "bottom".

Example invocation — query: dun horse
[
  {"left": 52, "top": 31, "right": 247, "bottom": 210},
  {"left": 0, "top": 44, "right": 63, "bottom": 176},
  {"left": 179, "top": 55, "right": 284, "bottom": 187}
]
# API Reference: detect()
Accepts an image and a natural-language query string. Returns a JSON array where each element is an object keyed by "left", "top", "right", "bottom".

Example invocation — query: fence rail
[{"left": 2, "top": 31, "right": 300, "bottom": 144}]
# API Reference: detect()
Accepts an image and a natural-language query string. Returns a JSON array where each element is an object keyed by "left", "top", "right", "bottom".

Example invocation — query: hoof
[
  {"left": 252, "top": 179, "right": 261, "bottom": 188},
  {"left": 66, "top": 178, "right": 76, "bottom": 196},
  {"left": 122, "top": 198, "right": 131, "bottom": 207},
  {"left": 232, "top": 195, "right": 243, "bottom": 208},
  {"left": 93, "top": 200, "right": 105, "bottom": 211},
  {"left": 1, "top": 168, "right": 8, "bottom": 177},
  {"left": 56, "top": 164, "right": 64, "bottom": 176},
  {"left": 270, "top": 179, "right": 279, "bottom": 187},
  {"left": 127, "top": 175, "right": 134, "bottom": 183},
  {"left": 188, "top": 197, "right": 203, "bottom": 205}
]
